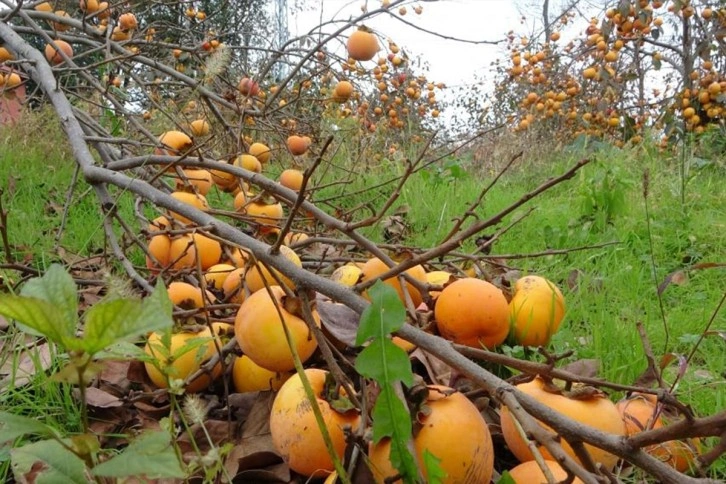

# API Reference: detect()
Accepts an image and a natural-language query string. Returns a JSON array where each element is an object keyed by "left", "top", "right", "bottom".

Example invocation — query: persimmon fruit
[
  {"left": 279, "top": 168, "right": 304, "bottom": 191},
  {"left": 500, "top": 376, "right": 626, "bottom": 471},
  {"left": 44, "top": 40, "right": 73, "bottom": 65},
  {"left": 360, "top": 257, "right": 427, "bottom": 307},
  {"left": 616, "top": 393, "right": 701, "bottom": 472},
  {"left": 234, "top": 285, "right": 320, "bottom": 372},
  {"left": 270, "top": 368, "right": 360, "bottom": 477},
  {"left": 507, "top": 460, "right": 583, "bottom": 483},
  {"left": 434, "top": 277, "right": 509, "bottom": 348},
  {"left": 347, "top": 29, "right": 379, "bottom": 61},
  {"left": 144, "top": 327, "right": 222, "bottom": 393},
  {"left": 509, "top": 275, "right": 566, "bottom": 347},
  {"left": 248, "top": 142, "right": 271, "bottom": 163},
  {"left": 232, "top": 355, "right": 292, "bottom": 393},
  {"left": 368, "top": 385, "right": 494, "bottom": 483},
  {"left": 286, "top": 135, "right": 310, "bottom": 155}
]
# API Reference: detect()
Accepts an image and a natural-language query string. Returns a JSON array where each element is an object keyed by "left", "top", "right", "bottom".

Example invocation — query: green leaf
[
  {"left": 20, "top": 264, "right": 78, "bottom": 334},
  {"left": 95, "top": 341, "right": 148, "bottom": 360},
  {"left": 496, "top": 470, "right": 517, "bottom": 484},
  {"left": 356, "top": 279, "right": 418, "bottom": 483},
  {"left": 369, "top": 387, "right": 412, "bottom": 444},
  {"left": 356, "top": 339, "right": 413, "bottom": 386},
  {"left": 0, "top": 412, "right": 60, "bottom": 443},
  {"left": 11, "top": 439, "right": 89, "bottom": 484},
  {"left": 355, "top": 280, "right": 406, "bottom": 345},
  {"left": 371, "top": 388, "right": 418, "bottom": 480},
  {"left": 422, "top": 449, "right": 447, "bottom": 484},
  {"left": 0, "top": 296, "right": 79, "bottom": 348},
  {"left": 92, "top": 431, "right": 185, "bottom": 479},
  {"left": 81, "top": 282, "right": 173, "bottom": 355}
]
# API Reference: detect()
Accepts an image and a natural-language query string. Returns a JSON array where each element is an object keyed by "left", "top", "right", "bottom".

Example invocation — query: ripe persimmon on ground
[{"left": 0, "top": 1, "right": 724, "bottom": 483}]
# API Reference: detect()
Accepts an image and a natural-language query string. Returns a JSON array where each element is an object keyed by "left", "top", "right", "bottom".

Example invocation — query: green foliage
[
  {"left": 91, "top": 431, "right": 185, "bottom": 479},
  {"left": 496, "top": 470, "right": 516, "bottom": 484},
  {"left": 0, "top": 412, "right": 62, "bottom": 443},
  {"left": 356, "top": 281, "right": 444, "bottom": 483},
  {"left": 0, "top": 265, "right": 183, "bottom": 482},
  {"left": 10, "top": 439, "right": 89, "bottom": 484},
  {"left": 0, "top": 265, "right": 173, "bottom": 356}
]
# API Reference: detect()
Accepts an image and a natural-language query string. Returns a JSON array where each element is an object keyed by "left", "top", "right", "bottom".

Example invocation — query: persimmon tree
[
  {"left": 479, "top": 0, "right": 725, "bottom": 146},
  {"left": 0, "top": 0, "right": 725, "bottom": 483}
]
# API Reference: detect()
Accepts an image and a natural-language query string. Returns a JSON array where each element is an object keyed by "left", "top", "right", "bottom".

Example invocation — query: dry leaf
[
  {"left": 0, "top": 342, "right": 52, "bottom": 388},
  {"left": 561, "top": 358, "right": 600, "bottom": 379},
  {"left": 316, "top": 294, "right": 360, "bottom": 347},
  {"left": 84, "top": 386, "right": 123, "bottom": 408},
  {"left": 409, "top": 348, "right": 452, "bottom": 386}
]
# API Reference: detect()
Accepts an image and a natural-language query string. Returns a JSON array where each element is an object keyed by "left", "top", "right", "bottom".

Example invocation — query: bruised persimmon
[
  {"left": 232, "top": 355, "right": 292, "bottom": 393},
  {"left": 368, "top": 385, "right": 494, "bottom": 483},
  {"left": 234, "top": 285, "right": 320, "bottom": 372},
  {"left": 507, "top": 460, "right": 583, "bottom": 483},
  {"left": 360, "top": 257, "right": 426, "bottom": 307},
  {"left": 270, "top": 369, "right": 360, "bottom": 477},
  {"left": 237, "top": 77, "right": 260, "bottom": 96},
  {"left": 167, "top": 281, "right": 214, "bottom": 309},
  {"left": 144, "top": 327, "right": 222, "bottom": 393},
  {"left": 500, "top": 376, "right": 626, "bottom": 471},
  {"left": 434, "top": 277, "right": 509, "bottom": 348},
  {"left": 347, "top": 29, "right": 379, "bottom": 61}
]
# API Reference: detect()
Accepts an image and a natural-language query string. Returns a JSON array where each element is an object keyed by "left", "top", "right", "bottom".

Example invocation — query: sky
[{"left": 291, "top": 0, "right": 523, "bottom": 90}]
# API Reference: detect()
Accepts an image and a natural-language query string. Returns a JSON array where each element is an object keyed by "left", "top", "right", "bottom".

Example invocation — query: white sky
[{"left": 291, "top": 0, "right": 522, "bottom": 89}]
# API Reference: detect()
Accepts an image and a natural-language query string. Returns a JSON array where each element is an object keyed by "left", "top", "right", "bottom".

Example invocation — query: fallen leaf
[
  {"left": 317, "top": 293, "right": 360, "bottom": 347},
  {"left": 658, "top": 262, "right": 726, "bottom": 295},
  {"left": 84, "top": 386, "right": 123, "bottom": 408},
  {"left": 231, "top": 462, "right": 290, "bottom": 483},
  {"left": 0, "top": 342, "right": 53, "bottom": 388},
  {"left": 410, "top": 348, "right": 452, "bottom": 386},
  {"left": 178, "top": 420, "right": 230, "bottom": 456},
  {"left": 225, "top": 392, "right": 283, "bottom": 479},
  {"left": 97, "top": 359, "right": 132, "bottom": 388},
  {"left": 561, "top": 358, "right": 600, "bottom": 379}
]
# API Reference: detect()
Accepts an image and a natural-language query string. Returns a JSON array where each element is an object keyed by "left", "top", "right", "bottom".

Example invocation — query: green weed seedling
[
  {"left": 355, "top": 280, "right": 444, "bottom": 483},
  {"left": 0, "top": 264, "right": 185, "bottom": 482}
]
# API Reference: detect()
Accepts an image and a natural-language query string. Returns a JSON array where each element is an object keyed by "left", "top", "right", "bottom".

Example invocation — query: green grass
[
  {"left": 0, "top": 111, "right": 132, "bottom": 267},
  {"left": 1, "top": 114, "right": 725, "bottom": 479}
]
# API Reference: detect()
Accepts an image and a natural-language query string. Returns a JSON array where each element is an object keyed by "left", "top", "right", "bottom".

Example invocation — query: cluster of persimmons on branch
[
  {"left": 493, "top": 0, "right": 725, "bottom": 147},
  {"left": 1, "top": 0, "right": 724, "bottom": 482}
]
